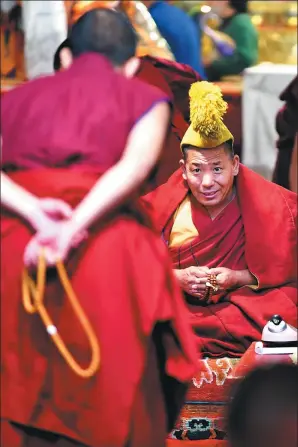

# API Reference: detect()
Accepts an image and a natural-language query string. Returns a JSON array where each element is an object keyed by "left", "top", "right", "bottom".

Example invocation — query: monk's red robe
[
  {"left": 137, "top": 56, "right": 200, "bottom": 189},
  {"left": 1, "top": 54, "right": 197, "bottom": 446},
  {"left": 142, "top": 165, "right": 297, "bottom": 357},
  {"left": 138, "top": 56, "right": 201, "bottom": 123}
]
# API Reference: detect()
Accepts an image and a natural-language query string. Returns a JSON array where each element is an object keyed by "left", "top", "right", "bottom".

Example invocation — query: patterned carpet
[
  {"left": 167, "top": 357, "right": 240, "bottom": 445},
  {"left": 167, "top": 343, "right": 297, "bottom": 446}
]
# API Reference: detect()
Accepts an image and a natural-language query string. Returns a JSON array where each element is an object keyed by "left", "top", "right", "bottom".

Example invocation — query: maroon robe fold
[
  {"left": 139, "top": 56, "right": 201, "bottom": 124},
  {"left": 142, "top": 165, "right": 297, "bottom": 357},
  {"left": 163, "top": 196, "right": 247, "bottom": 274}
]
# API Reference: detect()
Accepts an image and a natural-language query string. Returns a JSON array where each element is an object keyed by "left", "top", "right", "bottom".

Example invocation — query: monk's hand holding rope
[
  {"left": 22, "top": 223, "right": 99, "bottom": 379},
  {"left": 1, "top": 170, "right": 74, "bottom": 236},
  {"left": 24, "top": 220, "right": 88, "bottom": 268},
  {"left": 174, "top": 266, "right": 210, "bottom": 299}
]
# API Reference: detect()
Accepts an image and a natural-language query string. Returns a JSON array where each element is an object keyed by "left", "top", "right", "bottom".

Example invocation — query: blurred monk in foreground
[
  {"left": 142, "top": 81, "right": 297, "bottom": 357},
  {"left": 227, "top": 363, "right": 298, "bottom": 447},
  {"left": 1, "top": 9, "right": 197, "bottom": 447}
]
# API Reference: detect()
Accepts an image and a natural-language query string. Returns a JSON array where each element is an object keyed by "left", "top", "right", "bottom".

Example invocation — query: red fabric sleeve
[
  {"left": 128, "top": 76, "right": 172, "bottom": 127},
  {"left": 141, "top": 55, "right": 201, "bottom": 123}
]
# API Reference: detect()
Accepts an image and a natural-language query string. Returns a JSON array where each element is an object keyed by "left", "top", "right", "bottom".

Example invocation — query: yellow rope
[{"left": 22, "top": 252, "right": 100, "bottom": 378}]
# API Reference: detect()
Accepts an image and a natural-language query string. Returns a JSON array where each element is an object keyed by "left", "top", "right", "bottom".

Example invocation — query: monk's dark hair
[
  {"left": 68, "top": 8, "right": 138, "bottom": 66},
  {"left": 183, "top": 139, "right": 235, "bottom": 159},
  {"left": 229, "top": 0, "right": 248, "bottom": 14},
  {"left": 227, "top": 363, "right": 298, "bottom": 447},
  {"left": 53, "top": 38, "right": 72, "bottom": 72}
]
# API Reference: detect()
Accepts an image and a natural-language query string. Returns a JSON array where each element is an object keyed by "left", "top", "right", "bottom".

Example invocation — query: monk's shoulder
[
  {"left": 1, "top": 74, "right": 53, "bottom": 104},
  {"left": 1, "top": 75, "right": 57, "bottom": 128},
  {"left": 127, "top": 73, "right": 171, "bottom": 104}
]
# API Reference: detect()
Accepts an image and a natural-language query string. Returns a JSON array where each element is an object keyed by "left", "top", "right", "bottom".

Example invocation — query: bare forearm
[
  {"left": 1, "top": 172, "right": 39, "bottom": 223},
  {"left": 71, "top": 160, "right": 149, "bottom": 233},
  {"left": 234, "top": 269, "right": 257, "bottom": 288}
]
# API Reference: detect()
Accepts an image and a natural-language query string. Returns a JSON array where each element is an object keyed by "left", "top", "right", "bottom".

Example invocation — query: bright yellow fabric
[
  {"left": 181, "top": 121, "right": 234, "bottom": 150},
  {"left": 169, "top": 195, "right": 199, "bottom": 248},
  {"left": 248, "top": 274, "right": 259, "bottom": 289}
]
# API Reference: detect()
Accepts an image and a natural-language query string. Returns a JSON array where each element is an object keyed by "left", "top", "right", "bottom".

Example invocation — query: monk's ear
[
  {"left": 60, "top": 47, "right": 73, "bottom": 71},
  {"left": 232, "top": 154, "right": 240, "bottom": 176},
  {"left": 122, "top": 57, "right": 140, "bottom": 79},
  {"left": 179, "top": 159, "right": 187, "bottom": 180}
]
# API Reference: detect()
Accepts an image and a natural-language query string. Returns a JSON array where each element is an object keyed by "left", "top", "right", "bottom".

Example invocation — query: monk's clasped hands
[
  {"left": 24, "top": 198, "right": 88, "bottom": 267},
  {"left": 208, "top": 267, "right": 239, "bottom": 291},
  {"left": 174, "top": 266, "right": 240, "bottom": 303},
  {"left": 174, "top": 266, "right": 211, "bottom": 299}
]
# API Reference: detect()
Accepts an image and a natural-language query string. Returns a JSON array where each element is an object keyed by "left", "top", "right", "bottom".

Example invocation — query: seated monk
[
  {"left": 142, "top": 81, "right": 297, "bottom": 357},
  {"left": 1, "top": 9, "right": 197, "bottom": 447}
]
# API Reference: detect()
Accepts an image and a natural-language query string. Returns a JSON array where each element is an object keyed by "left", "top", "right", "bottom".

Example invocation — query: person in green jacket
[{"left": 204, "top": 0, "right": 258, "bottom": 81}]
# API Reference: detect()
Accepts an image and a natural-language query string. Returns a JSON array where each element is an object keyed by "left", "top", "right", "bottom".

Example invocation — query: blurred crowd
[
  {"left": 143, "top": 0, "right": 258, "bottom": 81},
  {"left": 1, "top": 0, "right": 258, "bottom": 82},
  {"left": 227, "top": 363, "right": 297, "bottom": 447}
]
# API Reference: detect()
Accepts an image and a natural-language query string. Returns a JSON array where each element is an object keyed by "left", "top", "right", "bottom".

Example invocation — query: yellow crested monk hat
[{"left": 181, "top": 81, "right": 234, "bottom": 150}]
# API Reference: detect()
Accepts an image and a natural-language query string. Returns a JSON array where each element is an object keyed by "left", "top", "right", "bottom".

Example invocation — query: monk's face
[{"left": 180, "top": 145, "right": 239, "bottom": 208}]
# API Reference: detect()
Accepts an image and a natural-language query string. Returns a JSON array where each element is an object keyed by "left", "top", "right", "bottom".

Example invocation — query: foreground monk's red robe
[
  {"left": 1, "top": 54, "right": 197, "bottom": 447},
  {"left": 137, "top": 56, "right": 200, "bottom": 189},
  {"left": 142, "top": 165, "right": 297, "bottom": 357}
]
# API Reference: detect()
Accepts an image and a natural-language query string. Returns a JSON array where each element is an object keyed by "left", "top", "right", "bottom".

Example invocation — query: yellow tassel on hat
[
  {"left": 181, "top": 81, "right": 234, "bottom": 150},
  {"left": 189, "top": 81, "right": 227, "bottom": 139}
]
